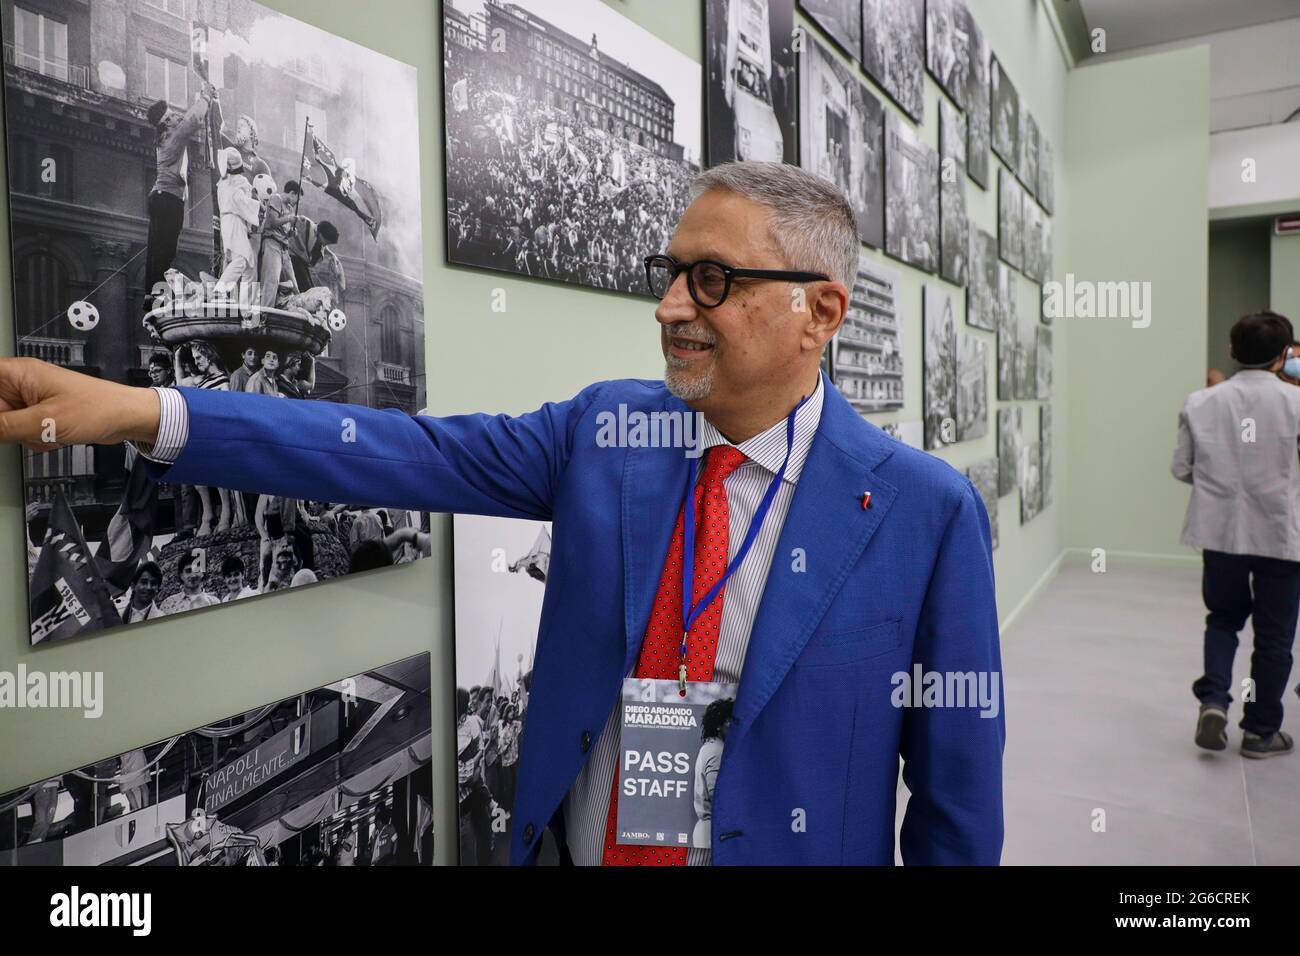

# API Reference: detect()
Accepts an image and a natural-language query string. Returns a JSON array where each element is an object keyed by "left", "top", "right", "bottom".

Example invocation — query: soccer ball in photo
[
  {"left": 67, "top": 300, "right": 99, "bottom": 331},
  {"left": 252, "top": 173, "right": 276, "bottom": 202},
  {"left": 328, "top": 309, "right": 347, "bottom": 332}
]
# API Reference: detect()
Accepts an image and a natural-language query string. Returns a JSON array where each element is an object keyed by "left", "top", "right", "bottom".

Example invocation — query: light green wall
[
  {"left": 1207, "top": 221, "right": 1270, "bottom": 374},
  {"left": 1271, "top": 231, "right": 1300, "bottom": 323},
  {"left": 1063, "top": 46, "right": 1211, "bottom": 559},
  {"left": 0, "top": 0, "right": 1078, "bottom": 859}
]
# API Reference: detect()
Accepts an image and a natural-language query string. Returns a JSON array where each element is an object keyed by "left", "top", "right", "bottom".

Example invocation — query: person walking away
[{"left": 1173, "top": 311, "right": 1300, "bottom": 757}]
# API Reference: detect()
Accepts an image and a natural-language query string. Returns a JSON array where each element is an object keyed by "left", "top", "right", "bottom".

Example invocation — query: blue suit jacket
[{"left": 151, "top": 373, "right": 1004, "bottom": 864}]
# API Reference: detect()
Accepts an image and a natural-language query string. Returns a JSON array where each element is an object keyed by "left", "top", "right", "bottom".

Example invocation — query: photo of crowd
[
  {"left": 940, "top": 99, "right": 969, "bottom": 287},
  {"left": 798, "top": 0, "right": 863, "bottom": 62},
  {"left": 923, "top": 283, "right": 957, "bottom": 450},
  {"left": 965, "top": 11, "right": 991, "bottom": 189},
  {"left": 7, "top": 0, "right": 428, "bottom": 644},
  {"left": 991, "top": 56, "right": 1020, "bottom": 172},
  {"left": 925, "top": 0, "right": 970, "bottom": 110},
  {"left": 998, "top": 406, "right": 1022, "bottom": 498},
  {"left": 454, "top": 514, "right": 558, "bottom": 866},
  {"left": 861, "top": 0, "right": 925, "bottom": 123},
  {"left": 967, "top": 457, "right": 1000, "bottom": 550},
  {"left": 0, "top": 655, "right": 433, "bottom": 866},
  {"left": 443, "top": 0, "right": 700, "bottom": 296},
  {"left": 968, "top": 227, "right": 999, "bottom": 332},
  {"left": 999, "top": 166, "right": 1025, "bottom": 272},
  {"left": 885, "top": 110, "right": 939, "bottom": 273},
  {"left": 957, "top": 331, "right": 989, "bottom": 442}
]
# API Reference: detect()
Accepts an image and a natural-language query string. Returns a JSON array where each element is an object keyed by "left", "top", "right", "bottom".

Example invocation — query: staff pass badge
[{"left": 616, "top": 677, "right": 737, "bottom": 848}]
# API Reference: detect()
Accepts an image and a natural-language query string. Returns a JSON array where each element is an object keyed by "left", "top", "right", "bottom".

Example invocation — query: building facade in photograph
[
  {"left": 829, "top": 258, "right": 903, "bottom": 411},
  {"left": 481, "top": 0, "right": 683, "bottom": 161}
]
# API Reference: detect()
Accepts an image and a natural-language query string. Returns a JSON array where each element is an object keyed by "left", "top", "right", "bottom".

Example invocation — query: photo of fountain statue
[{"left": 4, "top": 0, "right": 428, "bottom": 643}]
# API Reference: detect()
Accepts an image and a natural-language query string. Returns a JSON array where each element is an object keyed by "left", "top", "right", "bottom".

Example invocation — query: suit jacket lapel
[
  {"left": 621, "top": 396, "right": 693, "bottom": 673},
  {"left": 730, "top": 383, "right": 898, "bottom": 739}
]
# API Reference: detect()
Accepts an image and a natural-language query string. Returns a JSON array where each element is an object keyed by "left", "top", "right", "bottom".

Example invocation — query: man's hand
[{"left": 0, "top": 358, "right": 160, "bottom": 451}]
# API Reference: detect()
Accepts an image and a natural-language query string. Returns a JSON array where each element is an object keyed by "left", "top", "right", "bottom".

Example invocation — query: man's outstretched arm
[{"left": 0, "top": 357, "right": 596, "bottom": 521}]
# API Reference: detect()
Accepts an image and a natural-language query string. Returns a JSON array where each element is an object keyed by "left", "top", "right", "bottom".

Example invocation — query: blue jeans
[{"left": 1194, "top": 550, "right": 1300, "bottom": 736}]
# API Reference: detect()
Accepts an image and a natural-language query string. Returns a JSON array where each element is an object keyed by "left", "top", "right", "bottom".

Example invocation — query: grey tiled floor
[{"left": 897, "top": 556, "right": 1300, "bottom": 864}]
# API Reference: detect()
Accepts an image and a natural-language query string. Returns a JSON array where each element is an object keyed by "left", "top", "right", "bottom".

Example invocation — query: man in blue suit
[{"left": 0, "top": 162, "right": 1003, "bottom": 865}]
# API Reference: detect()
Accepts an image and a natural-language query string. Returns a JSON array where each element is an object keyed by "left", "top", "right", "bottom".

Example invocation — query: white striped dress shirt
[{"left": 135, "top": 386, "right": 190, "bottom": 463}]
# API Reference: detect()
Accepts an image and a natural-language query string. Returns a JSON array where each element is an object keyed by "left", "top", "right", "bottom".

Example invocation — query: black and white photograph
[
  {"left": 967, "top": 227, "right": 998, "bottom": 331},
  {"left": 797, "top": 0, "right": 862, "bottom": 62},
  {"left": 1039, "top": 212, "right": 1054, "bottom": 285},
  {"left": 1020, "top": 109, "right": 1040, "bottom": 197},
  {"left": 996, "top": 264, "right": 1017, "bottom": 400},
  {"left": 964, "top": 7, "right": 990, "bottom": 189},
  {"left": 5, "top": 0, "right": 429, "bottom": 645},
  {"left": 705, "top": 0, "right": 798, "bottom": 165},
  {"left": 956, "top": 331, "right": 988, "bottom": 442},
  {"left": 885, "top": 110, "right": 939, "bottom": 272},
  {"left": 1020, "top": 439, "right": 1042, "bottom": 525},
  {"left": 1038, "top": 136, "right": 1055, "bottom": 215},
  {"left": 966, "top": 457, "right": 999, "bottom": 550},
  {"left": 800, "top": 33, "right": 884, "bottom": 247},
  {"left": 860, "top": 0, "right": 925, "bottom": 122},
  {"left": 1014, "top": 304, "right": 1037, "bottom": 401},
  {"left": 879, "top": 419, "right": 924, "bottom": 448},
  {"left": 940, "top": 99, "right": 969, "bottom": 287},
  {"left": 0, "top": 654, "right": 434, "bottom": 866},
  {"left": 443, "top": 0, "right": 701, "bottom": 295},
  {"left": 997, "top": 406, "right": 1020, "bottom": 498},
  {"left": 827, "top": 254, "right": 904, "bottom": 411},
  {"left": 453, "top": 514, "right": 558, "bottom": 866},
  {"left": 923, "top": 283, "right": 957, "bottom": 449},
  {"left": 925, "top": 0, "right": 969, "bottom": 109},
  {"left": 998, "top": 166, "right": 1024, "bottom": 272},
  {"left": 990, "top": 56, "right": 1019, "bottom": 171},
  {"left": 1036, "top": 325, "right": 1053, "bottom": 400},
  {"left": 1040, "top": 403, "right": 1053, "bottom": 509},
  {"left": 1024, "top": 198, "right": 1050, "bottom": 285}
]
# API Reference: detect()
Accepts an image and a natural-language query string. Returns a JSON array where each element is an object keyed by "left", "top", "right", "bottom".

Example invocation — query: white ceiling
[{"left": 1077, "top": 0, "right": 1300, "bottom": 53}]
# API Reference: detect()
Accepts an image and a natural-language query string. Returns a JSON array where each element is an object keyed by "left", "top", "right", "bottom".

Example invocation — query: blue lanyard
[{"left": 678, "top": 393, "right": 809, "bottom": 692}]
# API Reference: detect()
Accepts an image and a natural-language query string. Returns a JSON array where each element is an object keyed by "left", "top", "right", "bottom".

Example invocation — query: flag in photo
[{"left": 30, "top": 491, "right": 123, "bottom": 643}]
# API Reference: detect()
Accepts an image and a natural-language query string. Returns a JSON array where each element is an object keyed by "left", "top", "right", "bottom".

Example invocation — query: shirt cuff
[{"left": 131, "top": 386, "right": 190, "bottom": 464}]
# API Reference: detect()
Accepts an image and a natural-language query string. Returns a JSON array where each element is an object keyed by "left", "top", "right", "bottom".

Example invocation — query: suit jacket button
[
  {"left": 522, "top": 823, "right": 535, "bottom": 844},
  {"left": 580, "top": 730, "right": 592, "bottom": 753}
]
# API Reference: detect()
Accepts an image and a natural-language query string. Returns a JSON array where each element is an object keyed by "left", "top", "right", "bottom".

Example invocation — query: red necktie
[{"left": 601, "top": 445, "right": 749, "bottom": 866}]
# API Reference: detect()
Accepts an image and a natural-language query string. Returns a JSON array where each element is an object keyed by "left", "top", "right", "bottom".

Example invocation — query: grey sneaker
[
  {"left": 1241, "top": 730, "right": 1294, "bottom": 759},
  {"left": 1195, "top": 705, "right": 1228, "bottom": 751}
]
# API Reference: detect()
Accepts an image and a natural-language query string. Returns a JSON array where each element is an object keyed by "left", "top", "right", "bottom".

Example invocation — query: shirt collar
[{"left": 695, "top": 374, "right": 825, "bottom": 485}]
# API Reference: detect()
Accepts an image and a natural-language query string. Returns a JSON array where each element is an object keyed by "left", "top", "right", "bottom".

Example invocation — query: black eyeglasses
[{"left": 644, "top": 254, "right": 830, "bottom": 309}]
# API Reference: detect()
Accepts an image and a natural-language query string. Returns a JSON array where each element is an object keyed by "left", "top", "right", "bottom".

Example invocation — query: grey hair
[{"left": 689, "top": 161, "right": 859, "bottom": 291}]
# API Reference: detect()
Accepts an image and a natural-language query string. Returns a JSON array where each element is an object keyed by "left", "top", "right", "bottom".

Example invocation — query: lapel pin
[{"left": 861, "top": 491, "right": 872, "bottom": 510}]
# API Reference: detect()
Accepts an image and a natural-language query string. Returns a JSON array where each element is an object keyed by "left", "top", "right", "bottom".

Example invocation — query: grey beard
[{"left": 664, "top": 359, "right": 714, "bottom": 402}]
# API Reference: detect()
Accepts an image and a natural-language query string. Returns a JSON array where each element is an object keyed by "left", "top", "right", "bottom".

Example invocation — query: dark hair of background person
[{"left": 1231, "top": 311, "right": 1294, "bottom": 366}]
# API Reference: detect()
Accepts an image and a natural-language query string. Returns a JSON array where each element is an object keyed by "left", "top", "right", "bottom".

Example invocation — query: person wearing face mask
[
  {"left": 1173, "top": 310, "right": 1300, "bottom": 758},
  {"left": 1279, "top": 342, "right": 1300, "bottom": 387}
]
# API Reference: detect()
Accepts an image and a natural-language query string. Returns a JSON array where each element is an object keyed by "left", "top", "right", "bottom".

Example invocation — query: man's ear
[{"left": 804, "top": 281, "right": 849, "bottom": 352}]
